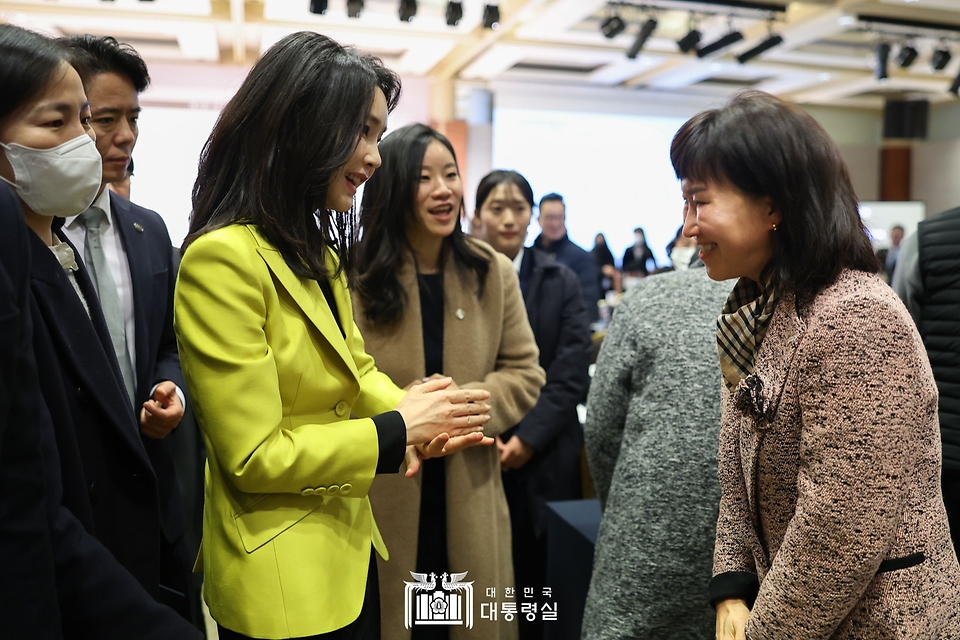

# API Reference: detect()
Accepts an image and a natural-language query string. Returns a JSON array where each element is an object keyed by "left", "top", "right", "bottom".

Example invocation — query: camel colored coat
[
  {"left": 713, "top": 270, "right": 960, "bottom": 639},
  {"left": 353, "top": 239, "right": 544, "bottom": 640}
]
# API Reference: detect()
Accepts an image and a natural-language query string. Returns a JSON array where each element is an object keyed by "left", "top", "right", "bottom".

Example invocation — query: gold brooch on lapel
[
  {"left": 456, "top": 308, "right": 465, "bottom": 320},
  {"left": 133, "top": 222, "right": 144, "bottom": 233}
]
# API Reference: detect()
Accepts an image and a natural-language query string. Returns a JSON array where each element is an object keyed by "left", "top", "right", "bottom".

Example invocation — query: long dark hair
[
  {"left": 670, "top": 90, "right": 879, "bottom": 299},
  {"left": 0, "top": 25, "right": 68, "bottom": 122},
  {"left": 185, "top": 32, "right": 401, "bottom": 282},
  {"left": 357, "top": 124, "right": 490, "bottom": 326}
]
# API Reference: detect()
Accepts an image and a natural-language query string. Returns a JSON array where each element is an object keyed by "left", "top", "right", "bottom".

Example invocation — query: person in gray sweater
[{"left": 582, "top": 265, "right": 731, "bottom": 640}]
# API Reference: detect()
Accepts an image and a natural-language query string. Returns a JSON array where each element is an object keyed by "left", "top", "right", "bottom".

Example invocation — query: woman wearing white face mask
[{"left": 0, "top": 24, "right": 190, "bottom": 615}]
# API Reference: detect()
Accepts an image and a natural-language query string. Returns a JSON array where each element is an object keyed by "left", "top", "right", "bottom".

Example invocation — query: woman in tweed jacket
[{"left": 670, "top": 90, "right": 960, "bottom": 640}]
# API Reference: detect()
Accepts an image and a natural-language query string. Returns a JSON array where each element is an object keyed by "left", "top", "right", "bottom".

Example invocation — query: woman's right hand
[
  {"left": 396, "top": 377, "right": 491, "bottom": 445},
  {"left": 716, "top": 599, "right": 750, "bottom": 640}
]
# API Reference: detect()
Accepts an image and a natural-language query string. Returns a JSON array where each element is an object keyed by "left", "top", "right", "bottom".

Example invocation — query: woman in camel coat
[
  {"left": 354, "top": 124, "right": 544, "bottom": 640},
  {"left": 672, "top": 91, "right": 960, "bottom": 639}
]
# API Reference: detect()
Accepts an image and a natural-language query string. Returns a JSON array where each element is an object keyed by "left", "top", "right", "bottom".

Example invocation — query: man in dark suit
[
  {"left": 478, "top": 174, "right": 593, "bottom": 640},
  {"left": 58, "top": 35, "right": 200, "bottom": 625},
  {"left": 0, "top": 184, "right": 202, "bottom": 639}
]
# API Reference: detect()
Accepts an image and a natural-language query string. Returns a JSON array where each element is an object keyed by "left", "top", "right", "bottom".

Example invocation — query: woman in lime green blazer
[{"left": 174, "top": 33, "right": 492, "bottom": 640}]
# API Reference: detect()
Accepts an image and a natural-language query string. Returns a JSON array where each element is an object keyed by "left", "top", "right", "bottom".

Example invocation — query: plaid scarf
[{"left": 717, "top": 277, "right": 781, "bottom": 392}]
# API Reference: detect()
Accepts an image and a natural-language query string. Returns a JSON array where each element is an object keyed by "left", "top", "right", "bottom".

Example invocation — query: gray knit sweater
[{"left": 582, "top": 268, "right": 732, "bottom": 640}]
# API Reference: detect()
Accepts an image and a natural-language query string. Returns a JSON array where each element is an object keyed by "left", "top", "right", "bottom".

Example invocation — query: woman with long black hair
[
  {"left": 353, "top": 124, "right": 544, "bottom": 640},
  {"left": 174, "top": 34, "right": 492, "bottom": 640}
]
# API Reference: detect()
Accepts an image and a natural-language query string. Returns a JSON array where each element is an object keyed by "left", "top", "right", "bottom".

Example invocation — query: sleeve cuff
[
  {"left": 709, "top": 571, "right": 760, "bottom": 609},
  {"left": 373, "top": 411, "right": 407, "bottom": 474}
]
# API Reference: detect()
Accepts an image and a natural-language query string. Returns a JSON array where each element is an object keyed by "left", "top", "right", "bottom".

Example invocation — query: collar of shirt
[
  {"left": 64, "top": 186, "right": 112, "bottom": 232},
  {"left": 512, "top": 246, "right": 525, "bottom": 274}
]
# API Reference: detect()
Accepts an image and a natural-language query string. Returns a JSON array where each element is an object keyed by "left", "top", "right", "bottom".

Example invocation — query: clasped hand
[{"left": 396, "top": 376, "right": 494, "bottom": 477}]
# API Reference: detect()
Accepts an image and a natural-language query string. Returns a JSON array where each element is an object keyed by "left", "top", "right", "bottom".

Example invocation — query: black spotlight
[
  {"left": 309, "top": 0, "right": 328, "bottom": 15},
  {"left": 677, "top": 29, "right": 701, "bottom": 54},
  {"left": 736, "top": 34, "right": 783, "bottom": 64},
  {"left": 399, "top": 0, "right": 417, "bottom": 22},
  {"left": 626, "top": 18, "right": 657, "bottom": 59},
  {"left": 347, "top": 0, "right": 363, "bottom": 18},
  {"left": 950, "top": 70, "right": 960, "bottom": 96},
  {"left": 897, "top": 45, "right": 918, "bottom": 68},
  {"left": 696, "top": 31, "right": 744, "bottom": 58},
  {"left": 932, "top": 48, "right": 952, "bottom": 71},
  {"left": 482, "top": 4, "right": 500, "bottom": 30},
  {"left": 445, "top": 1, "right": 463, "bottom": 26},
  {"left": 600, "top": 15, "right": 626, "bottom": 39},
  {"left": 876, "top": 43, "right": 891, "bottom": 81}
]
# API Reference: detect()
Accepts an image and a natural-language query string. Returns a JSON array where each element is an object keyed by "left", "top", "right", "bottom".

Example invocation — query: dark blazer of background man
[
  {"left": 58, "top": 35, "right": 199, "bottom": 625},
  {"left": 0, "top": 185, "right": 201, "bottom": 639},
  {"left": 893, "top": 207, "right": 960, "bottom": 558},
  {"left": 532, "top": 193, "right": 601, "bottom": 324}
]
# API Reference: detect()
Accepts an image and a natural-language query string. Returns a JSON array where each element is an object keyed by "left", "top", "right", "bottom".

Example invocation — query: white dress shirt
[{"left": 512, "top": 246, "right": 525, "bottom": 274}]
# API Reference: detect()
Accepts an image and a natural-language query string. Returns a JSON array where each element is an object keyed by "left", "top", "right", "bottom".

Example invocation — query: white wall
[{"left": 912, "top": 138, "right": 960, "bottom": 217}]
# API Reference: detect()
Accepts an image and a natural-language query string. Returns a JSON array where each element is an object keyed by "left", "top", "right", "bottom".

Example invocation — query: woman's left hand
[{"left": 404, "top": 432, "right": 494, "bottom": 478}]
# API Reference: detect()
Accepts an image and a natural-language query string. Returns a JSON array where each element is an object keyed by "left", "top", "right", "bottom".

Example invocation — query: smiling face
[
  {"left": 407, "top": 139, "right": 462, "bottom": 242},
  {"left": 326, "top": 88, "right": 388, "bottom": 213},
  {"left": 538, "top": 200, "right": 566, "bottom": 242},
  {"left": 681, "top": 178, "right": 780, "bottom": 283},
  {"left": 478, "top": 181, "right": 532, "bottom": 260},
  {"left": 85, "top": 72, "right": 139, "bottom": 190}
]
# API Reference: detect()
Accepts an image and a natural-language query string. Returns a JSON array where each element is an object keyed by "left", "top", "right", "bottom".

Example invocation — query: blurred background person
[
  {"left": 583, "top": 261, "right": 730, "bottom": 640},
  {"left": 621, "top": 227, "right": 657, "bottom": 282},
  {"left": 591, "top": 232, "right": 619, "bottom": 297},
  {"left": 533, "top": 193, "right": 600, "bottom": 325},
  {"left": 476, "top": 169, "right": 592, "bottom": 640},
  {"left": 175, "top": 34, "right": 492, "bottom": 640},
  {"left": 665, "top": 225, "right": 698, "bottom": 271},
  {"left": 673, "top": 90, "right": 960, "bottom": 640},
  {"left": 893, "top": 206, "right": 960, "bottom": 560},
  {"left": 355, "top": 124, "right": 545, "bottom": 640}
]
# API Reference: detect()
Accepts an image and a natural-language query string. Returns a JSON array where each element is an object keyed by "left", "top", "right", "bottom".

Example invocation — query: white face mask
[
  {"left": 0, "top": 133, "right": 103, "bottom": 217},
  {"left": 671, "top": 245, "right": 697, "bottom": 270}
]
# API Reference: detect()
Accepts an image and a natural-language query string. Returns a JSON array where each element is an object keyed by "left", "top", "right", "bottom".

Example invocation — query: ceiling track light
[
  {"left": 697, "top": 31, "right": 744, "bottom": 58},
  {"left": 736, "top": 34, "right": 783, "bottom": 64},
  {"left": 482, "top": 4, "right": 500, "bottom": 30},
  {"left": 445, "top": 1, "right": 463, "bottom": 26},
  {"left": 601, "top": 14, "right": 626, "bottom": 39},
  {"left": 347, "top": 0, "right": 364, "bottom": 18},
  {"left": 399, "top": 0, "right": 417, "bottom": 22},
  {"left": 897, "top": 44, "right": 918, "bottom": 68},
  {"left": 876, "top": 42, "right": 891, "bottom": 81},
  {"left": 309, "top": 0, "right": 328, "bottom": 15},
  {"left": 627, "top": 17, "right": 658, "bottom": 59},
  {"left": 932, "top": 48, "right": 952, "bottom": 71},
  {"left": 677, "top": 29, "right": 701, "bottom": 54}
]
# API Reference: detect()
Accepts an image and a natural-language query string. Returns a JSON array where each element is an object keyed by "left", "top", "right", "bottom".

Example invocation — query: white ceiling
[{"left": 3, "top": 0, "right": 960, "bottom": 108}]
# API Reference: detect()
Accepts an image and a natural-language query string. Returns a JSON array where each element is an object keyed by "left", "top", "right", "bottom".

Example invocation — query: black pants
[
  {"left": 217, "top": 549, "right": 380, "bottom": 640},
  {"left": 944, "top": 468, "right": 960, "bottom": 560}
]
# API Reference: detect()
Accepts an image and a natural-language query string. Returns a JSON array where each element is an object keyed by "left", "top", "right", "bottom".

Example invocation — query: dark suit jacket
[
  {"left": 29, "top": 226, "right": 164, "bottom": 597},
  {"left": 502, "top": 248, "right": 592, "bottom": 534},
  {"left": 533, "top": 233, "right": 600, "bottom": 323},
  {"left": 0, "top": 185, "right": 201, "bottom": 639}
]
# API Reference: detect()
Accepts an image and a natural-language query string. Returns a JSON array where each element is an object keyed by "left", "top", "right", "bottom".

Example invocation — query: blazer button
[
  {"left": 335, "top": 401, "right": 349, "bottom": 417},
  {"left": 326, "top": 485, "right": 339, "bottom": 496},
  {"left": 301, "top": 488, "right": 315, "bottom": 497},
  {"left": 339, "top": 483, "right": 353, "bottom": 496},
  {"left": 88, "top": 480, "right": 101, "bottom": 503}
]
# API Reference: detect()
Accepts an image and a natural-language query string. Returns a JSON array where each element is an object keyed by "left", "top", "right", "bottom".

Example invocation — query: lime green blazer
[{"left": 174, "top": 224, "right": 406, "bottom": 638}]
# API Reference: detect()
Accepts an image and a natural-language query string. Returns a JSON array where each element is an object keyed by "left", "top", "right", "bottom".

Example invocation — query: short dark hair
[
  {"left": 539, "top": 192, "right": 564, "bottom": 210},
  {"left": 58, "top": 35, "right": 150, "bottom": 92},
  {"left": 476, "top": 170, "right": 534, "bottom": 212},
  {"left": 0, "top": 25, "right": 68, "bottom": 123},
  {"left": 670, "top": 90, "right": 879, "bottom": 299},
  {"left": 357, "top": 123, "right": 490, "bottom": 326},
  {"left": 185, "top": 31, "right": 401, "bottom": 283}
]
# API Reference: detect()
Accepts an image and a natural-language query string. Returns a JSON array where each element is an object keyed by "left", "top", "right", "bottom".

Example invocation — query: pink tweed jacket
[{"left": 713, "top": 270, "right": 960, "bottom": 639}]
